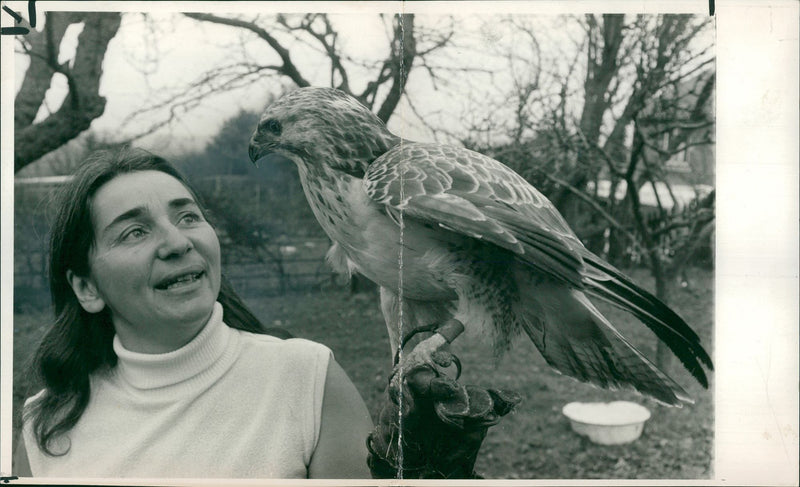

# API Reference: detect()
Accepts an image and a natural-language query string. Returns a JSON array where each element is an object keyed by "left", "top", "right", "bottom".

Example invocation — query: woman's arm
[
  {"left": 14, "top": 435, "right": 33, "bottom": 477},
  {"left": 308, "top": 358, "right": 374, "bottom": 479}
]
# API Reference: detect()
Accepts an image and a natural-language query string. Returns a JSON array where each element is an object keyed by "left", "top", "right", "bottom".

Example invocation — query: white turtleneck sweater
[{"left": 23, "top": 302, "right": 331, "bottom": 479}]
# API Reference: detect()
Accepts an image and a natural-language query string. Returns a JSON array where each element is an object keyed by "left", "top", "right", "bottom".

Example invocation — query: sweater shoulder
[
  {"left": 236, "top": 329, "right": 328, "bottom": 349},
  {"left": 235, "top": 330, "right": 333, "bottom": 364}
]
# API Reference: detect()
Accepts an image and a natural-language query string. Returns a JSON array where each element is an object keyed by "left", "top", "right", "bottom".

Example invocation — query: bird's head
[{"left": 249, "top": 87, "right": 400, "bottom": 177}]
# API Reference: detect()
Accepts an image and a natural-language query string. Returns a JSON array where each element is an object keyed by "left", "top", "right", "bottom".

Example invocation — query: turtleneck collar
[{"left": 112, "top": 302, "right": 236, "bottom": 390}]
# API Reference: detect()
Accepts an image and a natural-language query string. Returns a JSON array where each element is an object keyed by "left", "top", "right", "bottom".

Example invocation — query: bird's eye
[{"left": 260, "top": 118, "right": 282, "bottom": 136}]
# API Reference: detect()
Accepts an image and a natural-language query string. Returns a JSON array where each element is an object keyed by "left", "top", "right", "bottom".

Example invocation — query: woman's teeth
[{"left": 161, "top": 272, "right": 202, "bottom": 289}]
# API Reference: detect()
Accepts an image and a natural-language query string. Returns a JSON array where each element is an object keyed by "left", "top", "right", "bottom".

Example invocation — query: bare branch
[
  {"left": 121, "top": 61, "right": 276, "bottom": 124},
  {"left": 183, "top": 12, "right": 311, "bottom": 87},
  {"left": 276, "top": 14, "right": 351, "bottom": 92},
  {"left": 536, "top": 169, "right": 640, "bottom": 245},
  {"left": 120, "top": 64, "right": 282, "bottom": 141}
]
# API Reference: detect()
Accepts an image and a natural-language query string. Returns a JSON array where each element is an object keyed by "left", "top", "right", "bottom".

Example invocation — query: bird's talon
[
  {"left": 431, "top": 350, "right": 453, "bottom": 368},
  {"left": 452, "top": 354, "right": 462, "bottom": 380},
  {"left": 432, "top": 352, "right": 461, "bottom": 380}
]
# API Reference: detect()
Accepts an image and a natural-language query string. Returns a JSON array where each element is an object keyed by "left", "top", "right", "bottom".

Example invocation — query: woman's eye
[
  {"left": 179, "top": 212, "right": 202, "bottom": 225},
  {"left": 121, "top": 227, "right": 147, "bottom": 242}
]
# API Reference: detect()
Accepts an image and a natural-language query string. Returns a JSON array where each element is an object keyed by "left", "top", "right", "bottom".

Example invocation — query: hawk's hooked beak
[
  {"left": 248, "top": 139, "right": 262, "bottom": 166},
  {"left": 249, "top": 138, "right": 293, "bottom": 168}
]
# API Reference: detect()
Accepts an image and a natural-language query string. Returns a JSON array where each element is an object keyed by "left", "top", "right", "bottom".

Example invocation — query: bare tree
[
  {"left": 462, "top": 15, "right": 715, "bottom": 369},
  {"left": 14, "top": 12, "right": 122, "bottom": 172},
  {"left": 621, "top": 69, "right": 715, "bottom": 366},
  {"left": 524, "top": 15, "right": 714, "bottom": 226},
  {"left": 120, "top": 12, "right": 453, "bottom": 140},
  {"left": 574, "top": 16, "right": 715, "bottom": 369}
]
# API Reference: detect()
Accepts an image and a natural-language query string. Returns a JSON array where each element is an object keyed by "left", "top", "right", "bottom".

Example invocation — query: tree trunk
[
  {"left": 552, "top": 15, "right": 624, "bottom": 223},
  {"left": 624, "top": 128, "right": 674, "bottom": 370},
  {"left": 375, "top": 14, "right": 416, "bottom": 124},
  {"left": 14, "top": 15, "right": 72, "bottom": 130},
  {"left": 14, "top": 12, "right": 122, "bottom": 172}
]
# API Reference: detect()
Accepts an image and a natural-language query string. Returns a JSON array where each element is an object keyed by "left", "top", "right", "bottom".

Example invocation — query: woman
[{"left": 15, "top": 147, "right": 373, "bottom": 478}]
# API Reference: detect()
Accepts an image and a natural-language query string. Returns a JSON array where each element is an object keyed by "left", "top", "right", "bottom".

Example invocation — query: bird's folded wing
[
  {"left": 364, "top": 142, "right": 713, "bottom": 389},
  {"left": 364, "top": 142, "right": 587, "bottom": 288}
]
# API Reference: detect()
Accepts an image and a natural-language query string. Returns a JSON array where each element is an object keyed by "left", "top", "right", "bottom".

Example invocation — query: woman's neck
[{"left": 112, "top": 308, "right": 214, "bottom": 354}]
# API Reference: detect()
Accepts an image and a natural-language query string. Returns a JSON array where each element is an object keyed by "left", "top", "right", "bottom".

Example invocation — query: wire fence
[
  {"left": 13, "top": 178, "right": 345, "bottom": 311},
  {"left": 14, "top": 249, "right": 338, "bottom": 312}
]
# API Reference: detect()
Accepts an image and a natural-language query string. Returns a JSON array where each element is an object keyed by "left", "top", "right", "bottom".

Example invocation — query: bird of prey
[{"left": 248, "top": 87, "right": 713, "bottom": 406}]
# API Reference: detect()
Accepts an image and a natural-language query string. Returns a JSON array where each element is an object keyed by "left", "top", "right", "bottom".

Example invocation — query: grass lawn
[{"left": 11, "top": 266, "right": 713, "bottom": 479}]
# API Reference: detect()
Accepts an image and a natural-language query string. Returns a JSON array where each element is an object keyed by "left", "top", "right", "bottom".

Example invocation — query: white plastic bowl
[{"left": 562, "top": 401, "right": 651, "bottom": 445}]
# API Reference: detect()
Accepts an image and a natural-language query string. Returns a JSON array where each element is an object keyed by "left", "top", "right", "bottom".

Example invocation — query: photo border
[{"left": 2, "top": 1, "right": 797, "bottom": 485}]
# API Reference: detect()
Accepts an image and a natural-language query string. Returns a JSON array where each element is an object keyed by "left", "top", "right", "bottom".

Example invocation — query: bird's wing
[
  {"left": 364, "top": 142, "right": 712, "bottom": 388},
  {"left": 364, "top": 142, "right": 587, "bottom": 289}
]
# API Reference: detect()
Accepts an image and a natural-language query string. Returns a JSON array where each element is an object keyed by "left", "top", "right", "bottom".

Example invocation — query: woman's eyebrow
[
  {"left": 168, "top": 197, "right": 198, "bottom": 209},
  {"left": 102, "top": 206, "right": 147, "bottom": 234}
]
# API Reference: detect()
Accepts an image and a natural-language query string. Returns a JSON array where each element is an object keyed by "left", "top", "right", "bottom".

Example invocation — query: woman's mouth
[{"left": 155, "top": 271, "right": 205, "bottom": 290}]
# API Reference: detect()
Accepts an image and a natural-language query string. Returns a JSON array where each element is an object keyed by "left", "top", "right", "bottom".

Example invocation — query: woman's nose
[{"left": 156, "top": 224, "right": 193, "bottom": 259}]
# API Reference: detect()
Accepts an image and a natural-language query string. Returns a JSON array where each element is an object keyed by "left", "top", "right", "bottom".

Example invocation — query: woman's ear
[{"left": 66, "top": 270, "right": 106, "bottom": 313}]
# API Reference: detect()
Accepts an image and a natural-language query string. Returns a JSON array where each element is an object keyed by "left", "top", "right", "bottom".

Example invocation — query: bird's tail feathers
[
  {"left": 581, "top": 253, "right": 713, "bottom": 388},
  {"left": 519, "top": 289, "right": 694, "bottom": 406}
]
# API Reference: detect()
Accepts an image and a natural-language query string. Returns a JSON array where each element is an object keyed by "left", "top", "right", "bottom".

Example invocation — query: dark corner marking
[
  {"left": 1, "top": 5, "right": 23, "bottom": 22},
  {"left": 0, "top": 476, "right": 19, "bottom": 484},
  {"left": 1, "top": 0, "right": 36, "bottom": 35},
  {"left": 709, "top": 0, "right": 715, "bottom": 16}
]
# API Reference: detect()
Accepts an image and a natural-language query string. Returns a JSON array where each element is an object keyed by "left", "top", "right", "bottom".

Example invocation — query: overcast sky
[
  {"left": 14, "top": 10, "right": 523, "bottom": 157},
  {"left": 12, "top": 4, "right": 711, "bottom": 159}
]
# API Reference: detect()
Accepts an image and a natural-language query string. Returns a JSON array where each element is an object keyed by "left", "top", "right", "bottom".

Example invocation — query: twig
[
  {"left": 533, "top": 168, "right": 640, "bottom": 245},
  {"left": 184, "top": 12, "right": 311, "bottom": 87}
]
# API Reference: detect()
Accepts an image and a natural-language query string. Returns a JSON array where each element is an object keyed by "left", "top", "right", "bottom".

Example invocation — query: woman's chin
[{"left": 153, "top": 287, "right": 218, "bottom": 323}]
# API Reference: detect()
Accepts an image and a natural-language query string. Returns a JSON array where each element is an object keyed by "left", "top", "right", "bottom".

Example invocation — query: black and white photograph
[{"left": 1, "top": 1, "right": 797, "bottom": 484}]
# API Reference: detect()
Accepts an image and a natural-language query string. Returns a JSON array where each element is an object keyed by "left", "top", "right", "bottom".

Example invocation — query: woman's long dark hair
[{"left": 25, "top": 147, "right": 289, "bottom": 456}]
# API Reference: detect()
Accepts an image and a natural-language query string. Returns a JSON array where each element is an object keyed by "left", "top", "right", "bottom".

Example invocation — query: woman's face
[{"left": 71, "top": 170, "right": 221, "bottom": 353}]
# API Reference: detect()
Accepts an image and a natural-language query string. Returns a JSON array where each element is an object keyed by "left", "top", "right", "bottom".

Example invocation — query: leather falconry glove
[{"left": 367, "top": 352, "right": 521, "bottom": 479}]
